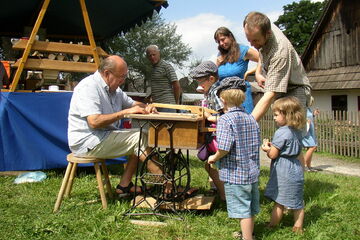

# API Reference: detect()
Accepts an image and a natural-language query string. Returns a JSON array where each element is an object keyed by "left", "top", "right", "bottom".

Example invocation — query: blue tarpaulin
[{"left": 0, "top": 92, "right": 126, "bottom": 171}]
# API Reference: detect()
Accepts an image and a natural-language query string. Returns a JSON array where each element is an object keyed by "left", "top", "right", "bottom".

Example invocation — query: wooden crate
[{"left": 148, "top": 121, "right": 203, "bottom": 149}]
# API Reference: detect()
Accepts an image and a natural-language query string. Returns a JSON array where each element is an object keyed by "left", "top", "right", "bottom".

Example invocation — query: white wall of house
[{"left": 312, "top": 89, "right": 360, "bottom": 112}]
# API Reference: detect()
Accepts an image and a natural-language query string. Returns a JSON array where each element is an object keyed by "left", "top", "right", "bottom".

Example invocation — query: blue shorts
[{"left": 224, "top": 182, "right": 260, "bottom": 219}]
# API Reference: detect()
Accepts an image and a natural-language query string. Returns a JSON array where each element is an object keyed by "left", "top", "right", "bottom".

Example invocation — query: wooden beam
[
  {"left": 149, "top": 103, "right": 218, "bottom": 114},
  {"left": 10, "top": 0, "right": 51, "bottom": 92},
  {"left": 13, "top": 39, "right": 108, "bottom": 56},
  {"left": 124, "top": 112, "right": 202, "bottom": 122},
  {"left": 79, "top": 0, "right": 101, "bottom": 67},
  {"left": 12, "top": 58, "right": 97, "bottom": 73},
  {"left": 129, "top": 220, "right": 167, "bottom": 227}
]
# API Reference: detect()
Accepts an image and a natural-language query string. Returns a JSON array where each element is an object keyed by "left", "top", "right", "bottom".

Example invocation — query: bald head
[
  {"left": 99, "top": 55, "right": 128, "bottom": 92},
  {"left": 99, "top": 55, "right": 127, "bottom": 74}
]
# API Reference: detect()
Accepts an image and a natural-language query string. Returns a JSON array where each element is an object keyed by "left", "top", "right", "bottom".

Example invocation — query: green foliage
[
  {"left": 104, "top": 12, "right": 192, "bottom": 92},
  {"left": 179, "top": 77, "right": 198, "bottom": 93},
  {"left": 275, "top": 0, "right": 327, "bottom": 55},
  {"left": 1, "top": 157, "right": 360, "bottom": 240}
]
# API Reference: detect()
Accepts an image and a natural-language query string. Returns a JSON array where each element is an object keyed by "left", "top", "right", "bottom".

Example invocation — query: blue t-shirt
[
  {"left": 218, "top": 44, "right": 249, "bottom": 80},
  {"left": 217, "top": 44, "right": 254, "bottom": 113}
]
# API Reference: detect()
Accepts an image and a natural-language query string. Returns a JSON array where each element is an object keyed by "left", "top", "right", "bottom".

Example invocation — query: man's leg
[
  {"left": 139, "top": 147, "right": 162, "bottom": 174},
  {"left": 85, "top": 129, "right": 147, "bottom": 194},
  {"left": 116, "top": 154, "right": 142, "bottom": 194}
]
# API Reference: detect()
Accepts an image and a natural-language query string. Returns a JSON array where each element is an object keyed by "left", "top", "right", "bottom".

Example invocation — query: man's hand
[
  {"left": 255, "top": 73, "right": 266, "bottom": 88},
  {"left": 145, "top": 104, "right": 158, "bottom": 114},
  {"left": 126, "top": 105, "right": 148, "bottom": 115},
  {"left": 255, "top": 60, "right": 266, "bottom": 88}
]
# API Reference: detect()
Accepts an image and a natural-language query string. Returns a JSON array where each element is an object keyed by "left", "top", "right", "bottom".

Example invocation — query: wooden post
[
  {"left": 79, "top": 0, "right": 101, "bottom": 67},
  {"left": 10, "top": 0, "right": 51, "bottom": 92}
]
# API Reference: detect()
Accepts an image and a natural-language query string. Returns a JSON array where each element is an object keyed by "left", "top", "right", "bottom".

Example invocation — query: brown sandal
[{"left": 116, "top": 182, "right": 142, "bottom": 197}]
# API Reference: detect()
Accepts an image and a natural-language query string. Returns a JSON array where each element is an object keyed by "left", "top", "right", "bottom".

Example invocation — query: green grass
[
  {"left": 314, "top": 151, "right": 360, "bottom": 164},
  {"left": 1, "top": 157, "right": 360, "bottom": 240}
]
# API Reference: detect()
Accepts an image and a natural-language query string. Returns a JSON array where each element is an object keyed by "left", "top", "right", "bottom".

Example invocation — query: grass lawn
[
  {"left": 314, "top": 151, "right": 360, "bottom": 164},
  {"left": 1, "top": 157, "right": 359, "bottom": 240}
]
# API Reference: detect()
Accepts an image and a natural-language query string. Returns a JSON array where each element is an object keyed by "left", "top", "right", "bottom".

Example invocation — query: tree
[
  {"left": 103, "top": 12, "right": 192, "bottom": 92},
  {"left": 275, "top": 0, "right": 327, "bottom": 55}
]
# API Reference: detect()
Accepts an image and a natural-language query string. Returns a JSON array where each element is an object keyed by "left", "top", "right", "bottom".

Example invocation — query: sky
[{"left": 160, "top": 0, "right": 324, "bottom": 77}]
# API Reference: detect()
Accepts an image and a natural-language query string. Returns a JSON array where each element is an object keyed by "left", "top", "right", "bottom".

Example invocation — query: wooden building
[{"left": 302, "top": 0, "right": 360, "bottom": 112}]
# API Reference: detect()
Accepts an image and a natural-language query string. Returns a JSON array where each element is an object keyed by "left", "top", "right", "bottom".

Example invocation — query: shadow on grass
[{"left": 304, "top": 178, "right": 338, "bottom": 200}]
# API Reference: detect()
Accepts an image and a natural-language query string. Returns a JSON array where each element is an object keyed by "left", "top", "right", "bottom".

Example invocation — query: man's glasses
[{"left": 109, "top": 70, "right": 128, "bottom": 80}]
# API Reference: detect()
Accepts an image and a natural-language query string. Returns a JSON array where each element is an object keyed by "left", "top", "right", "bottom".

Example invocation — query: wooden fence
[{"left": 259, "top": 110, "right": 360, "bottom": 158}]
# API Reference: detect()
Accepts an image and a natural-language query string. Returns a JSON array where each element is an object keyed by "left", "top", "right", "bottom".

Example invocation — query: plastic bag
[
  {"left": 197, "top": 133, "right": 218, "bottom": 161},
  {"left": 14, "top": 171, "right": 47, "bottom": 184}
]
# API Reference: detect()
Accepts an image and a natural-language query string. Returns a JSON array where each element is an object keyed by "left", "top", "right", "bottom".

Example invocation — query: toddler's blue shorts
[{"left": 224, "top": 182, "right": 260, "bottom": 219}]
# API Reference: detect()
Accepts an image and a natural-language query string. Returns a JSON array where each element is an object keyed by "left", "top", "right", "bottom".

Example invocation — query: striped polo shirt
[{"left": 150, "top": 59, "right": 178, "bottom": 104}]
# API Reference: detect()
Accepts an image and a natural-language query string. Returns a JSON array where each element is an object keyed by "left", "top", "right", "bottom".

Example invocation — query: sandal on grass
[{"left": 116, "top": 182, "right": 142, "bottom": 198}]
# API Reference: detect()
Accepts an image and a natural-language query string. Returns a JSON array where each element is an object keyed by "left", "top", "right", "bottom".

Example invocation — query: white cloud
[
  {"left": 172, "top": 10, "right": 286, "bottom": 77},
  {"left": 266, "top": 11, "right": 283, "bottom": 23},
  {"left": 175, "top": 13, "right": 231, "bottom": 63},
  {"left": 173, "top": 13, "right": 245, "bottom": 77}
]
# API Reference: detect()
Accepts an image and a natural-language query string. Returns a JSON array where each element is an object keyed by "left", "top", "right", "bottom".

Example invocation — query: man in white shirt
[{"left": 68, "top": 55, "right": 160, "bottom": 196}]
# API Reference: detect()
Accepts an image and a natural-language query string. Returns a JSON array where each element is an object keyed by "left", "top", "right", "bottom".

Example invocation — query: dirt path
[
  {"left": 260, "top": 151, "right": 360, "bottom": 177},
  {"left": 189, "top": 149, "right": 360, "bottom": 177},
  {"left": 2, "top": 151, "right": 358, "bottom": 177}
]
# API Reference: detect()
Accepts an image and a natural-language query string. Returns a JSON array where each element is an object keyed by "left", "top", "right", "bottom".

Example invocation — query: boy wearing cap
[
  {"left": 189, "top": 60, "right": 225, "bottom": 200},
  {"left": 207, "top": 77, "right": 260, "bottom": 240}
]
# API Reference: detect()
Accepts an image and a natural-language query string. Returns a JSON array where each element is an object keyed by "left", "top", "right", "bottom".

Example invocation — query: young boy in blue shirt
[{"left": 208, "top": 76, "right": 260, "bottom": 240}]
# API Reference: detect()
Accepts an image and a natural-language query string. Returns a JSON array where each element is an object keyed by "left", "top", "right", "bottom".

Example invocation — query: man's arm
[
  {"left": 251, "top": 91, "right": 276, "bottom": 121},
  {"left": 87, "top": 100, "right": 157, "bottom": 129},
  {"left": 172, "top": 80, "right": 182, "bottom": 104},
  {"left": 255, "top": 60, "right": 266, "bottom": 88}
]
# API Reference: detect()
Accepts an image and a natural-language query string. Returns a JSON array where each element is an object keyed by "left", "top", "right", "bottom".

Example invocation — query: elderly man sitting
[{"left": 68, "top": 55, "right": 161, "bottom": 196}]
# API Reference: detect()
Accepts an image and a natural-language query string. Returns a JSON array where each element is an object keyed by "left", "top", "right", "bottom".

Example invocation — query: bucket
[
  {"left": 1, "top": 61, "right": 10, "bottom": 78},
  {"left": 48, "top": 85, "right": 59, "bottom": 91}
]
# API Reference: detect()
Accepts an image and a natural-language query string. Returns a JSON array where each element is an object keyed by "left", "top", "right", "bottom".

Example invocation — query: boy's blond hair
[
  {"left": 272, "top": 96, "right": 306, "bottom": 129},
  {"left": 219, "top": 89, "right": 245, "bottom": 107}
]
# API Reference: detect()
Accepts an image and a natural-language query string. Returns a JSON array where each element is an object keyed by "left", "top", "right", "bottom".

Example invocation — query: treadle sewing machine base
[
  {"left": 134, "top": 194, "right": 215, "bottom": 210},
  {"left": 123, "top": 103, "right": 217, "bottom": 220}
]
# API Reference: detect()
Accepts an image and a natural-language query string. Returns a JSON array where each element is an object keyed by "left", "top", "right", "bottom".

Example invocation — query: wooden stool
[{"left": 53, "top": 153, "right": 113, "bottom": 212}]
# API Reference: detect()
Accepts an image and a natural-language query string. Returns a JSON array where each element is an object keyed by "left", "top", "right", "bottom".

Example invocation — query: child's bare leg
[
  {"left": 292, "top": 208, "right": 304, "bottom": 233},
  {"left": 269, "top": 203, "right": 284, "bottom": 227},
  {"left": 240, "top": 217, "right": 254, "bottom": 240},
  {"left": 304, "top": 146, "right": 316, "bottom": 168},
  {"left": 204, "top": 162, "right": 225, "bottom": 200}
]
